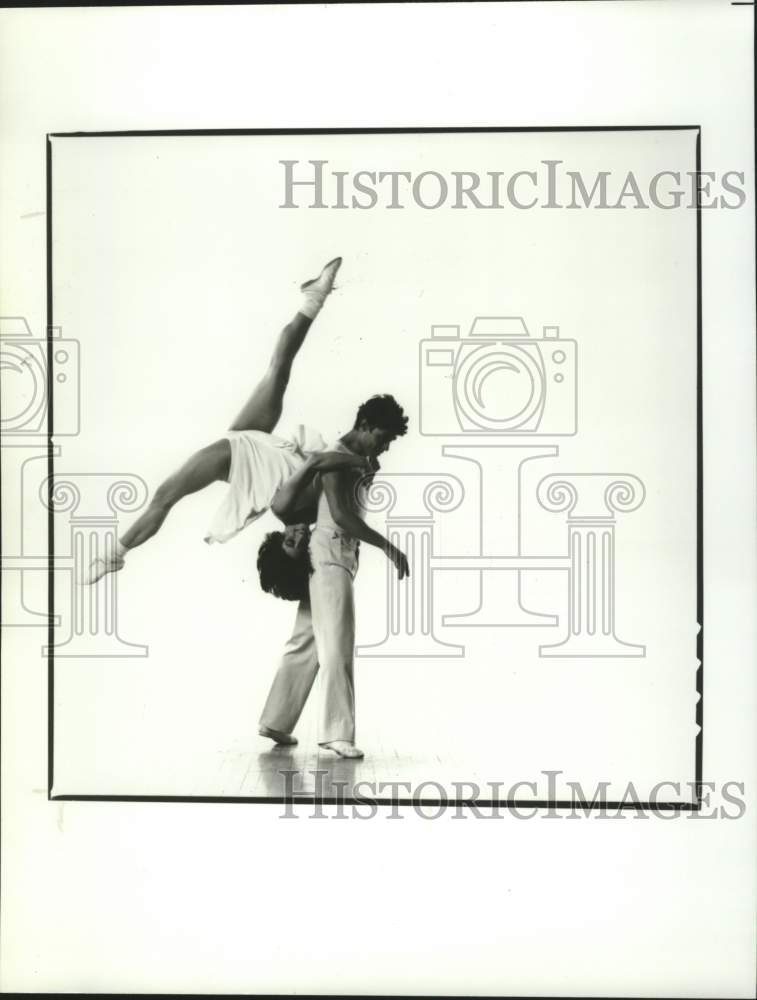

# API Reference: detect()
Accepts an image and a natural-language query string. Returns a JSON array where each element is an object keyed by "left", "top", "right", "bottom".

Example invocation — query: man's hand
[{"left": 386, "top": 543, "right": 410, "bottom": 580}]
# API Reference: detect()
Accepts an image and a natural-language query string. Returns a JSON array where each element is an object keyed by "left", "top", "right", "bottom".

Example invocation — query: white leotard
[{"left": 204, "top": 424, "right": 326, "bottom": 544}]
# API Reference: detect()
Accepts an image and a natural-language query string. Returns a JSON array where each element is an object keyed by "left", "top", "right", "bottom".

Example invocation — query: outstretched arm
[
  {"left": 271, "top": 452, "right": 370, "bottom": 524},
  {"left": 320, "top": 470, "right": 410, "bottom": 579}
]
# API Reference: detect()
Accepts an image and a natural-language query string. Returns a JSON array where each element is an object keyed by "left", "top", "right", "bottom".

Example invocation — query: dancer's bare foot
[
  {"left": 321, "top": 740, "right": 364, "bottom": 759},
  {"left": 299, "top": 257, "right": 342, "bottom": 318},
  {"left": 259, "top": 725, "right": 298, "bottom": 746}
]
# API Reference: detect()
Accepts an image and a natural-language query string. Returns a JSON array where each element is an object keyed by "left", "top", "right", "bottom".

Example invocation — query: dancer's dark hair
[
  {"left": 257, "top": 532, "right": 312, "bottom": 601},
  {"left": 354, "top": 394, "right": 408, "bottom": 439}
]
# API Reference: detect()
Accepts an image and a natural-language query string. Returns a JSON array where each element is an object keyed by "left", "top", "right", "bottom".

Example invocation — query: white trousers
[{"left": 259, "top": 528, "right": 359, "bottom": 744}]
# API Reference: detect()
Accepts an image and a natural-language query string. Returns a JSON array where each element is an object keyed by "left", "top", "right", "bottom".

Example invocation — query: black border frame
[{"left": 46, "top": 124, "right": 704, "bottom": 812}]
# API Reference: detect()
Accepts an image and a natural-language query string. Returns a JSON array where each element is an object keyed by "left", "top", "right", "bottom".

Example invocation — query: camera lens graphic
[
  {"left": 455, "top": 344, "right": 544, "bottom": 431},
  {"left": 0, "top": 342, "right": 48, "bottom": 431}
]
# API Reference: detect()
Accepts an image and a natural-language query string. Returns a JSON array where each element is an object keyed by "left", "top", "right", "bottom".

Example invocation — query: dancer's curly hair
[
  {"left": 354, "top": 394, "right": 408, "bottom": 439},
  {"left": 257, "top": 532, "right": 312, "bottom": 602}
]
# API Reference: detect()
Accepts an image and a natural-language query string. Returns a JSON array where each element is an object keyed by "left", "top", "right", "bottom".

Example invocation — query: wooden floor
[
  {"left": 191, "top": 741, "right": 450, "bottom": 801},
  {"left": 182, "top": 716, "right": 493, "bottom": 802}
]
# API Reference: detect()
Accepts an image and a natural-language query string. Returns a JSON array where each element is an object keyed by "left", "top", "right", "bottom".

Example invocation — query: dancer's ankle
[{"left": 299, "top": 256, "right": 341, "bottom": 318}]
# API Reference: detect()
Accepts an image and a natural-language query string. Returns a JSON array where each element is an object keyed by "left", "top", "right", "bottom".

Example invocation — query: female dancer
[{"left": 83, "top": 257, "right": 368, "bottom": 585}]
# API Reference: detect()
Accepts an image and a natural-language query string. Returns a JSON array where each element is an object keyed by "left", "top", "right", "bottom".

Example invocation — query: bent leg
[
  {"left": 229, "top": 311, "right": 312, "bottom": 433},
  {"left": 259, "top": 600, "right": 319, "bottom": 736},
  {"left": 120, "top": 438, "right": 231, "bottom": 550}
]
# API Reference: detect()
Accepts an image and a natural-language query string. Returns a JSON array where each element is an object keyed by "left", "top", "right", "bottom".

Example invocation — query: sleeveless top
[{"left": 313, "top": 439, "right": 367, "bottom": 539}]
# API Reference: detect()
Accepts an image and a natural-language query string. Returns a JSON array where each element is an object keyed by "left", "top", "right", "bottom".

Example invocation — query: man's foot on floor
[
  {"left": 321, "top": 740, "right": 364, "bottom": 759},
  {"left": 258, "top": 725, "right": 298, "bottom": 746},
  {"left": 299, "top": 257, "right": 342, "bottom": 317},
  {"left": 80, "top": 555, "right": 125, "bottom": 585}
]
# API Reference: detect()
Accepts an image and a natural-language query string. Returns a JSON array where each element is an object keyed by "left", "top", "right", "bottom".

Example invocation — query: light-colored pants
[{"left": 259, "top": 527, "right": 359, "bottom": 744}]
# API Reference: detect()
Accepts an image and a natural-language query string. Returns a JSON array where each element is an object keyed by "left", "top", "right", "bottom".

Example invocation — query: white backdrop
[{"left": 48, "top": 128, "right": 698, "bottom": 797}]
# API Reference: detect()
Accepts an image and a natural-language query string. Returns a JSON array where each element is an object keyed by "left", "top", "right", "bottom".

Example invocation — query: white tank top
[{"left": 314, "top": 439, "right": 366, "bottom": 536}]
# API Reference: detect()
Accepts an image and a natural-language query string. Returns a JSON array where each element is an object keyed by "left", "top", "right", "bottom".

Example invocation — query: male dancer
[{"left": 258, "top": 395, "right": 409, "bottom": 758}]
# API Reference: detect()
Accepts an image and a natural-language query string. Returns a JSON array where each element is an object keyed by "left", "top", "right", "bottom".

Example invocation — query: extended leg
[
  {"left": 229, "top": 256, "right": 342, "bottom": 433},
  {"left": 228, "top": 312, "right": 313, "bottom": 433},
  {"left": 81, "top": 438, "right": 231, "bottom": 584},
  {"left": 82, "top": 256, "right": 341, "bottom": 585},
  {"left": 120, "top": 438, "right": 231, "bottom": 550}
]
